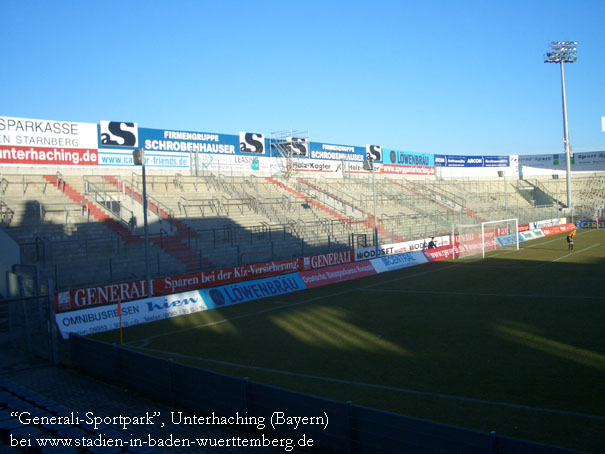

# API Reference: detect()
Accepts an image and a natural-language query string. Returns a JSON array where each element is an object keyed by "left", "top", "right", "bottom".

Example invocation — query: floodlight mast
[{"left": 545, "top": 41, "right": 577, "bottom": 215}]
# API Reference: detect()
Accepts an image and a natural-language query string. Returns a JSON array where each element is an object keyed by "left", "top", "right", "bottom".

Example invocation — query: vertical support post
[
  {"left": 142, "top": 163, "right": 152, "bottom": 297},
  {"left": 560, "top": 61, "right": 573, "bottom": 212}
]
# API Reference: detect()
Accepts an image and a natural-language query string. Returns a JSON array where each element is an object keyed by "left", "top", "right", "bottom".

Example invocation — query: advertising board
[
  {"left": 423, "top": 245, "right": 456, "bottom": 261},
  {"left": 541, "top": 223, "right": 576, "bottom": 236},
  {"left": 434, "top": 155, "right": 509, "bottom": 168},
  {"left": 495, "top": 234, "right": 518, "bottom": 247},
  {"left": 55, "top": 290, "right": 206, "bottom": 339},
  {"left": 199, "top": 273, "right": 305, "bottom": 307},
  {"left": 299, "top": 261, "right": 375, "bottom": 288},
  {"left": 355, "top": 236, "right": 449, "bottom": 261},
  {"left": 576, "top": 220, "right": 605, "bottom": 229},
  {"left": 370, "top": 251, "right": 428, "bottom": 273},
  {"left": 309, "top": 142, "right": 365, "bottom": 162},
  {"left": 0, "top": 116, "right": 99, "bottom": 167},
  {"left": 519, "top": 230, "right": 545, "bottom": 241}
]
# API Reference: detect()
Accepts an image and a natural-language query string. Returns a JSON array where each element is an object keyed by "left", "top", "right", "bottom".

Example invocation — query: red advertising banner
[
  {"left": 302, "top": 250, "right": 352, "bottom": 270},
  {"left": 518, "top": 223, "right": 530, "bottom": 232},
  {"left": 541, "top": 223, "right": 576, "bottom": 236},
  {"left": 55, "top": 280, "right": 148, "bottom": 313},
  {"left": 299, "top": 261, "right": 376, "bottom": 288},
  {"left": 423, "top": 245, "right": 456, "bottom": 261},
  {"left": 381, "top": 164, "right": 435, "bottom": 176},
  {"left": 0, "top": 145, "right": 98, "bottom": 166},
  {"left": 55, "top": 251, "right": 354, "bottom": 312},
  {"left": 153, "top": 257, "right": 302, "bottom": 296}
]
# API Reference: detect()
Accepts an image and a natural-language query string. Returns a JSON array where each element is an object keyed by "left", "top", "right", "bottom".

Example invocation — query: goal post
[
  {"left": 481, "top": 218, "right": 519, "bottom": 258},
  {"left": 452, "top": 218, "right": 519, "bottom": 259}
]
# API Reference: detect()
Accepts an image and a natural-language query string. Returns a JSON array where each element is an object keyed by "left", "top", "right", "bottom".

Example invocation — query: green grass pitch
[{"left": 93, "top": 229, "right": 605, "bottom": 453}]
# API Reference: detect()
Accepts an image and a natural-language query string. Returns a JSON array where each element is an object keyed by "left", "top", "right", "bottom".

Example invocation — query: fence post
[
  {"left": 347, "top": 401, "right": 354, "bottom": 454},
  {"left": 47, "top": 283, "right": 59, "bottom": 365}
]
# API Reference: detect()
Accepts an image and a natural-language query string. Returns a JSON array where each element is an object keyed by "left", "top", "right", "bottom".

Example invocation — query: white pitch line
[
  {"left": 534, "top": 243, "right": 601, "bottom": 268},
  {"left": 129, "top": 231, "right": 601, "bottom": 345},
  {"left": 132, "top": 345, "right": 605, "bottom": 423}
]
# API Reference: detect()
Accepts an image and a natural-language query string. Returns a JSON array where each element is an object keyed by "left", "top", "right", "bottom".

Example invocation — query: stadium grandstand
[{"left": 1, "top": 115, "right": 604, "bottom": 453}]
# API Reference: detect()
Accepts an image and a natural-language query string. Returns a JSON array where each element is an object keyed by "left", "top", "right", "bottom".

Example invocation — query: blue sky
[{"left": 1, "top": 0, "right": 604, "bottom": 156}]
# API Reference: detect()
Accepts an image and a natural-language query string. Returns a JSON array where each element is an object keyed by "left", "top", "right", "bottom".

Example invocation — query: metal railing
[
  {"left": 84, "top": 180, "right": 133, "bottom": 229},
  {"left": 0, "top": 200, "right": 14, "bottom": 226},
  {"left": 129, "top": 173, "right": 176, "bottom": 228}
]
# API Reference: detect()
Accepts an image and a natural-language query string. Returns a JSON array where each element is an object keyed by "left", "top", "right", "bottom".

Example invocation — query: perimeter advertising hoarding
[
  {"left": 519, "top": 229, "right": 545, "bottom": 241},
  {"left": 384, "top": 149, "right": 434, "bottom": 166},
  {"left": 56, "top": 273, "right": 306, "bottom": 338},
  {"left": 139, "top": 127, "right": 239, "bottom": 155},
  {"left": 98, "top": 125, "right": 271, "bottom": 170},
  {"left": 156, "top": 258, "right": 302, "bottom": 296},
  {"left": 576, "top": 220, "right": 605, "bottom": 229},
  {"left": 520, "top": 152, "right": 605, "bottom": 172},
  {"left": 309, "top": 142, "right": 366, "bottom": 162},
  {"left": 299, "top": 261, "right": 375, "bottom": 288},
  {"left": 55, "top": 290, "right": 206, "bottom": 339},
  {"left": 541, "top": 223, "right": 576, "bottom": 236},
  {"left": 199, "top": 273, "right": 305, "bottom": 307},
  {"left": 423, "top": 245, "right": 456, "bottom": 261},
  {"left": 355, "top": 236, "right": 450, "bottom": 261},
  {"left": 287, "top": 157, "right": 344, "bottom": 173},
  {"left": 382, "top": 148, "right": 436, "bottom": 176},
  {"left": 370, "top": 251, "right": 428, "bottom": 273},
  {"left": 55, "top": 252, "right": 353, "bottom": 312},
  {"left": 0, "top": 116, "right": 99, "bottom": 166},
  {"left": 434, "top": 155, "right": 510, "bottom": 167}
]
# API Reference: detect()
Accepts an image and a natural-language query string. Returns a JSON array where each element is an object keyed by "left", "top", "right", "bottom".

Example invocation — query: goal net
[{"left": 453, "top": 218, "right": 519, "bottom": 259}]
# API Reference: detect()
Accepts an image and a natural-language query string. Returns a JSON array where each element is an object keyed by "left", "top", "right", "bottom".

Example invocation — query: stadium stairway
[
  {"left": 42, "top": 175, "right": 140, "bottom": 243},
  {"left": 296, "top": 177, "right": 369, "bottom": 218},
  {"left": 102, "top": 176, "right": 213, "bottom": 272},
  {"left": 391, "top": 179, "right": 485, "bottom": 222},
  {"left": 265, "top": 177, "right": 406, "bottom": 243}
]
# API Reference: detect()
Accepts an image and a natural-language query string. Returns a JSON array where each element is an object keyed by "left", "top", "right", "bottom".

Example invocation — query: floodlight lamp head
[{"left": 545, "top": 41, "right": 578, "bottom": 64}]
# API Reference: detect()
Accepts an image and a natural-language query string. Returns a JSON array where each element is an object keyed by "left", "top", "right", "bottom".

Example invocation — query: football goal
[
  {"left": 481, "top": 218, "right": 519, "bottom": 258},
  {"left": 453, "top": 218, "right": 519, "bottom": 259}
]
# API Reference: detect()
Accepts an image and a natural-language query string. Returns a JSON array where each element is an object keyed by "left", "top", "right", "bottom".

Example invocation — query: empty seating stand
[{"left": 1, "top": 171, "right": 602, "bottom": 294}]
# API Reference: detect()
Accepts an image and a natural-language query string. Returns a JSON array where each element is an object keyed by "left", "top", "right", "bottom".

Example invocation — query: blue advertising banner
[
  {"left": 434, "top": 154, "right": 509, "bottom": 167},
  {"left": 495, "top": 234, "right": 518, "bottom": 247},
  {"left": 200, "top": 273, "right": 306, "bottom": 308},
  {"left": 139, "top": 127, "right": 239, "bottom": 155},
  {"left": 370, "top": 251, "right": 428, "bottom": 273},
  {"left": 484, "top": 156, "right": 510, "bottom": 167},
  {"left": 576, "top": 220, "right": 605, "bottom": 229},
  {"left": 309, "top": 142, "right": 366, "bottom": 161},
  {"left": 384, "top": 149, "right": 434, "bottom": 167}
]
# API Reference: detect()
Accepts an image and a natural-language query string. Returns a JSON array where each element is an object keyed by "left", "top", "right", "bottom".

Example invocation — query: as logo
[
  {"left": 100, "top": 121, "right": 138, "bottom": 147},
  {"left": 289, "top": 137, "right": 308, "bottom": 157},
  {"left": 366, "top": 145, "right": 381, "bottom": 162},
  {"left": 239, "top": 132, "right": 265, "bottom": 154},
  {"left": 390, "top": 150, "right": 397, "bottom": 163}
]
